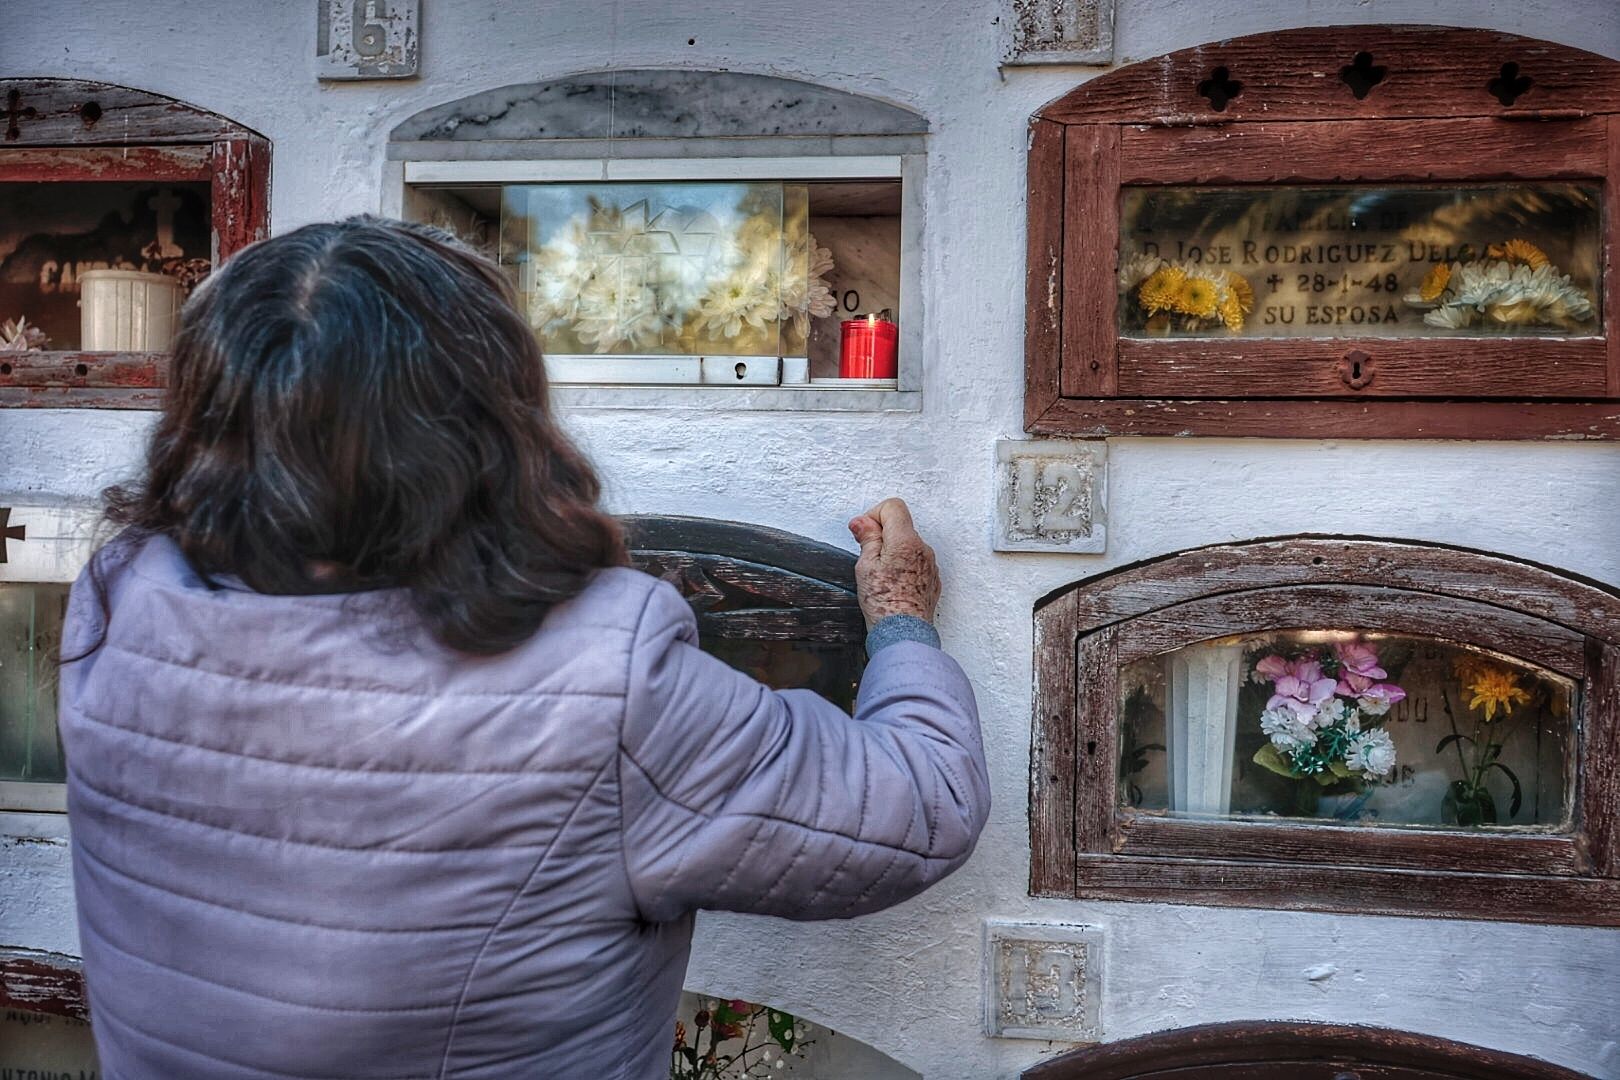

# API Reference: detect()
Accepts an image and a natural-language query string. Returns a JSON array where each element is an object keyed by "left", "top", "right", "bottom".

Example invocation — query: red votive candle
[{"left": 839, "top": 314, "right": 898, "bottom": 379}]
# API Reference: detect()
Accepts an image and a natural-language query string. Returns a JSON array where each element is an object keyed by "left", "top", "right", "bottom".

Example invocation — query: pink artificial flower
[
  {"left": 1335, "top": 640, "right": 1388, "bottom": 696},
  {"left": 1254, "top": 655, "right": 1291, "bottom": 682},
  {"left": 1267, "top": 659, "right": 1338, "bottom": 719}
]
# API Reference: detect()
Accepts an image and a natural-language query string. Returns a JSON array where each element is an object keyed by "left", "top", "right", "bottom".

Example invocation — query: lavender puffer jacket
[{"left": 58, "top": 535, "right": 988, "bottom": 1079}]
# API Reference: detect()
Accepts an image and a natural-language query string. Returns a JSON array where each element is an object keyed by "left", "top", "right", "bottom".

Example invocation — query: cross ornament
[
  {"left": 0, "top": 507, "right": 25, "bottom": 564},
  {"left": 4, "top": 89, "right": 38, "bottom": 143}
]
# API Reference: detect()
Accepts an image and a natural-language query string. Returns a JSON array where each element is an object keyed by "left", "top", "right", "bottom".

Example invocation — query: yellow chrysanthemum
[
  {"left": 1467, "top": 665, "right": 1531, "bottom": 722},
  {"left": 1138, "top": 266, "right": 1187, "bottom": 315},
  {"left": 1217, "top": 292, "right": 1245, "bottom": 330},
  {"left": 1487, "top": 239, "right": 1550, "bottom": 270},
  {"left": 1418, "top": 262, "right": 1452, "bottom": 302},
  {"left": 1225, "top": 272, "right": 1255, "bottom": 313},
  {"left": 1175, "top": 277, "right": 1219, "bottom": 318}
]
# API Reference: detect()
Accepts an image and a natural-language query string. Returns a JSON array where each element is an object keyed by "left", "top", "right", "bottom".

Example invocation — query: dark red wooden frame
[
  {"left": 1030, "top": 537, "right": 1620, "bottom": 926},
  {"left": 0, "top": 79, "right": 270, "bottom": 409},
  {"left": 1026, "top": 26, "right": 1620, "bottom": 438},
  {"left": 1023, "top": 1021, "right": 1593, "bottom": 1080}
]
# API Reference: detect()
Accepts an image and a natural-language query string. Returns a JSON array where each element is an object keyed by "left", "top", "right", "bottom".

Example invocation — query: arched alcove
[{"left": 1022, "top": 1021, "right": 1592, "bottom": 1079}]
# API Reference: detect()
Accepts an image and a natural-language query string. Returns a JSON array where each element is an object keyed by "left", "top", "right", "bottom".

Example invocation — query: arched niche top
[
  {"left": 1040, "top": 535, "right": 1620, "bottom": 646},
  {"left": 1033, "top": 25, "right": 1620, "bottom": 126},
  {"left": 0, "top": 77, "right": 266, "bottom": 145},
  {"left": 1023, "top": 1021, "right": 1592, "bottom": 1080},
  {"left": 390, "top": 69, "right": 928, "bottom": 145}
]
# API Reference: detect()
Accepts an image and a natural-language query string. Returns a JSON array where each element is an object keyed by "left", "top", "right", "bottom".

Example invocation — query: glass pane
[
  {"left": 703, "top": 638, "right": 863, "bottom": 713},
  {"left": 501, "top": 180, "right": 813, "bottom": 359},
  {"left": 0, "top": 182, "right": 212, "bottom": 351},
  {"left": 1119, "top": 632, "right": 1574, "bottom": 830},
  {"left": 1118, "top": 184, "right": 1601, "bottom": 338},
  {"left": 0, "top": 583, "right": 70, "bottom": 785}
]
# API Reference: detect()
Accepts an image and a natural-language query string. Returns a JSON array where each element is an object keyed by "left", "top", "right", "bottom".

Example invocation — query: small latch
[{"left": 1337, "top": 349, "right": 1374, "bottom": 390}]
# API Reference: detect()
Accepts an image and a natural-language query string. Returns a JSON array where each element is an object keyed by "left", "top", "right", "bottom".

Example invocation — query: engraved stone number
[{"left": 354, "top": 0, "right": 388, "bottom": 58}]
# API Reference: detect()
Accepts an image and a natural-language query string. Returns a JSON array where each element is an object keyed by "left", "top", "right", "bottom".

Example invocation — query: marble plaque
[
  {"left": 993, "top": 440, "right": 1106, "bottom": 553},
  {"left": 316, "top": 0, "right": 419, "bottom": 80},
  {"left": 984, "top": 921, "right": 1104, "bottom": 1042}
]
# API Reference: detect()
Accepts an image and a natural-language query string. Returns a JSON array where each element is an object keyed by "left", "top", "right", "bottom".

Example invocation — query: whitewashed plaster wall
[{"left": 4, "top": 1, "right": 1620, "bottom": 1077}]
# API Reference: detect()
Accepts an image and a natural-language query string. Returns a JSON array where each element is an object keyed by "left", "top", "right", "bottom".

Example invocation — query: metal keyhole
[
  {"left": 1337, "top": 349, "right": 1374, "bottom": 389},
  {"left": 734, "top": 362, "right": 748, "bottom": 380}
]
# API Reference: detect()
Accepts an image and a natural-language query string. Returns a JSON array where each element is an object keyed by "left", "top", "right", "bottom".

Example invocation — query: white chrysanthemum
[
  {"left": 697, "top": 266, "right": 776, "bottom": 339},
  {"left": 1484, "top": 263, "right": 1595, "bottom": 328},
  {"left": 1260, "top": 706, "right": 1318, "bottom": 751},
  {"left": 528, "top": 220, "right": 595, "bottom": 327},
  {"left": 1451, "top": 260, "right": 1514, "bottom": 308},
  {"left": 1117, "top": 253, "right": 1165, "bottom": 292},
  {"left": 1424, "top": 304, "right": 1476, "bottom": 330},
  {"left": 571, "top": 276, "right": 665, "bottom": 353},
  {"left": 776, "top": 233, "right": 837, "bottom": 335},
  {"left": 1345, "top": 727, "right": 1397, "bottom": 780}
]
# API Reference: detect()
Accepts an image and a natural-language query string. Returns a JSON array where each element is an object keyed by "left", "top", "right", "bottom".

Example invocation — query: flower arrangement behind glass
[
  {"left": 1435, "top": 656, "right": 1555, "bottom": 826},
  {"left": 525, "top": 187, "right": 835, "bottom": 356},
  {"left": 671, "top": 998, "right": 810, "bottom": 1078},
  {"left": 1250, "top": 640, "right": 1406, "bottom": 817},
  {"left": 1118, "top": 253, "right": 1255, "bottom": 334},
  {"left": 1403, "top": 238, "right": 1594, "bottom": 331}
]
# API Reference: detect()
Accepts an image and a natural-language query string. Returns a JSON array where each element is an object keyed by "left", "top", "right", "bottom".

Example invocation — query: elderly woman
[{"left": 58, "top": 217, "right": 988, "bottom": 1079}]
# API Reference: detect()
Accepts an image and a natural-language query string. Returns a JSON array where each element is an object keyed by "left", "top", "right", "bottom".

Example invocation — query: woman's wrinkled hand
[{"left": 847, "top": 498, "right": 941, "bottom": 630}]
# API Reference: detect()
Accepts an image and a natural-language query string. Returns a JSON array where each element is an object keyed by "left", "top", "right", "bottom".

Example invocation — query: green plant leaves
[
  {"left": 1435, "top": 732, "right": 1473, "bottom": 755},
  {"left": 1487, "top": 761, "right": 1524, "bottom": 817},
  {"left": 767, "top": 1009, "right": 796, "bottom": 1051},
  {"left": 1253, "top": 743, "right": 1299, "bottom": 778}
]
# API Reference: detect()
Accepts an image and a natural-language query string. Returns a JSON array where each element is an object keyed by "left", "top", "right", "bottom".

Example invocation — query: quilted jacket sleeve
[{"left": 617, "top": 579, "right": 989, "bottom": 922}]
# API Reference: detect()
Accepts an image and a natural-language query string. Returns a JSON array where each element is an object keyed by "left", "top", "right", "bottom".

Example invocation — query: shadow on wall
[{"left": 674, "top": 991, "right": 919, "bottom": 1079}]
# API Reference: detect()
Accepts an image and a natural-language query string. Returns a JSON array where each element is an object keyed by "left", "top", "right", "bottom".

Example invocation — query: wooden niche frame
[
  {"left": 1022, "top": 1021, "right": 1592, "bottom": 1080},
  {"left": 1030, "top": 537, "right": 1620, "bottom": 926},
  {"left": 0, "top": 78, "right": 270, "bottom": 409},
  {"left": 1025, "top": 26, "right": 1620, "bottom": 439}
]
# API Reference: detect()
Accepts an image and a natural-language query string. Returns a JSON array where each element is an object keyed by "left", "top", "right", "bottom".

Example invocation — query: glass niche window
[
  {"left": 402, "top": 166, "right": 906, "bottom": 391},
  {"left": 1120, "top": 632, "right": 1573, "bottom": 830},
  {"left": 0, "top": 502, "right": 96, "bottom": 814},
  {"left": 1117, "top": 184, "right": 1601, "bottom": 339},
  {"left": 1030, "top": 537, "right": 1620, "bottom": 927}
]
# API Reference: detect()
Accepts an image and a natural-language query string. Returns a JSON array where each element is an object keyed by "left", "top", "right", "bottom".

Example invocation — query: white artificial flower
[
  {"left": 1484, "top": 263, "right": 1595, "bottom": 328},
  {"left": 1314, "top": 697, "right": 1350, "bottom": 729},
  {"left": 572, "top": 276, "right": 665, "bottom": 353},
  {"left": 1357, "top": 694, "right": 1392, "bottom": 717},
  {"left": 1118, "top": 252, "right": 1164, "bottom": 292},
  {"left": 1345, "top": 727, "right": 1397, "bottom": 780},
  {"left": 1423, "top": 304, "right": 1476, "bottom": 330},
  {"left": 1261, "top": 706, "right": 1317, "bottom": 751}
]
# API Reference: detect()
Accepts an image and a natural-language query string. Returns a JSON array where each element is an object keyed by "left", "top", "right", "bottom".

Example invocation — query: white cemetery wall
[{"left": 2, "top": 1, "right": 1619, "bottom": 1077}]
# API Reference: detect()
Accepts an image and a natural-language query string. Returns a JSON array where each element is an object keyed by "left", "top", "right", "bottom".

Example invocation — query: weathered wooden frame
[
  {"left": 1026, "top": 26, "right": 1620, "bottom": 438},
  {"left": 1023, "top": 1020, "right": 1593, "bottom": 1080},
  {"left": 1030, "top": 537, "right": 1620, "bottom": 926},
  {"left": 0, "top": 78, "right": 270, "bottom": 409}
]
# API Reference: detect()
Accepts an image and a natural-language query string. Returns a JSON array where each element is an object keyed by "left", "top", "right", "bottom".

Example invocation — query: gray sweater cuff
[{"left": 865, "top": 614, "right": 941, "bottom": 656}]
